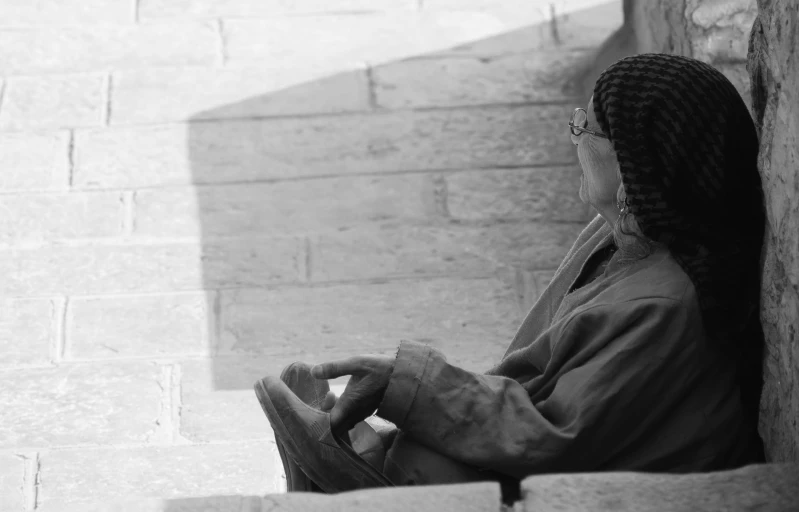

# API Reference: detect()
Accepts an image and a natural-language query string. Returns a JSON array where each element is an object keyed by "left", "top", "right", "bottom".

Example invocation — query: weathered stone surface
[
  {"left": 310, "top": 222, "right": 584, "bottom": 282},
  {"left": 110, "top": 67, "right": 370, "bottom": 125},
  {"left": 748, "top": 0, "right": 799, "bottom": 462},
  {"left": 0, "top": 362, "right": 161, "bottom": 447},
  {"left": 0, "top": 132, "right": 69, "bottom": 192},
  {"left": 445, "top": 167, "right": 592, "bottom": 223},
  {"left": 217, "top": 278, "right": 520, "bottom": 366},
  {"left": 68, "top": 293, "right": 212, "bottom": 360},
  {"left": 521, "top": 463, "right": 799, "bottom": 511},
  {"left": 0, "top": 23, "right": 217, "bottom": 75},
  {"left": 36, "top": 442, "right": 283, "bottom": 507},
  {"left": 372, "top": 50, "right": 585, "bottom": 109},
  {"left": 133, "top": 175, "right": 438, "bottom": 238},
  {"left": 36, "top": 482, "right": 501, "bottom": 512},
  {"left": 73, "top": 105, "right": 574, "bottom": 189},
  {"left": 0, "top": 454, "right": 25, "bottom": 512},
  {"left": 0, "top": 298, "right": 54, "bottom": 367},
  {"left": 0, "top": 74, "right": 105, "bottom": 130},
  {"left": 0, "top": 0, "right": 133, "bottom": 26},
  {"left": 0, "top": 191, "right": 123, "bottom": 244},
  {"left": 139, "top": 0, "right": 415, "bottom": 18},
  {"left": 0, "top": 237, "right": 304, "bottom": 297}
]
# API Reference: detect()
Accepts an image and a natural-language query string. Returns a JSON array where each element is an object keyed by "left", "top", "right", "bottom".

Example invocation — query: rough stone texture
[
  {"left": 0, "top": 0, "right": 133, "bottom": 26},
  {"left": 445, "top": 167, "right": 593, "bottom": 223},
  {"left": 310, "top": 223, "right": 584, "bottom": 282},
  {"left": 133, "top": 175, "right": 438, "bottom": 238},
  {"left": 67, "top": 293, "right": 212, "bottom": 360},
  {"left": 217, "top": 278, "right": 520, "bottom": 367},
  {"left": 521, "top": 463, "right": 799, "bottom": 511},
  {"left": 0, "top": 298, "right": 55, "bottom": 367},
  {"left": 0, "top": 362, "right": 161, "bottom": 447},
  {"left": 73, "top": 105, "right": 574, "bottom": 189},
  {"left": 372, "top": 50, "right": 585, "bottom": 109},
  {"left": 110, "top": 67, "right": 370, "bottom": 125},
  {"left": 36, "top": 442, "right": 283, "bottom": 506},
  {"left": 0, "top": 23, "right": 217, "bottom": 75},
  {"left": 0, "top": 132, "right": 69, "bottom": 192},
  {"left": 139, "top": 0, "right": 416, "bottom": 19},
  {"left": 0, "top": 191, "right": 123, "bottom": 244},
  {"left": 0, "top": 74, "right": 105, "bottom": 130},
  {"left": 748, "top": 0, "right": 799, "bottom": 462},
  {"left": 0, "top": 454, "right": 26, "bottom": 512},
  {"left": 631, "top": 0, "right": 756, "bottom": 109},
  {"left": 0, "top": 238, "right": 304, "bottom": 297}
]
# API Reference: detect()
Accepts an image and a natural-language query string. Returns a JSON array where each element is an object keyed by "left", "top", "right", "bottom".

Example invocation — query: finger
[
  {"left": 320, "top": 391, "right": 337, "bottom": 412},
  {"left": 311, "top": 357, "right": 364, "bottom": 380},
  {"left": 328, "top": 390, "right": 379, "bottom": 433}
]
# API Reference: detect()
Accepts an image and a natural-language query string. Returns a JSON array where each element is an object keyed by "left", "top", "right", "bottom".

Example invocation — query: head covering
[{"left": 592, "top": 53, "right": 766, "bottom": 345}]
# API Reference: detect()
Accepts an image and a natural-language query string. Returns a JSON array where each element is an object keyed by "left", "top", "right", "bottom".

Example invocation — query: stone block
[
  {"left": 0, "top": 298, "right": 55, "bottom": 367},
  {"left": 0, "top": 237, "right": 304, "bottom": 297},
  {"left": 110, "top": 66, "right": 370, "bottom": 125},
  {"left": 373, "top": 50, "right": 586, "bottom": 109},
  {"left": 139, "top": 0, "right": 415, "bottom": 18},
  {"left": 0, "top": 132, "right": 69, "bottom": 192},
  {"left": 310, "top": 222, "right": 583, "bottom": 282},
  {"left": 0, "top": 191, "right": 123, "bottom": 244},
  {"left": 132, "top": 175, "right": 438, "bottom": 238},
  {"left": 0, "top": 454, "right": 26, "bottom": 512},
  {"left": 748, "top": 0, "right": 799, "bottom": 461},
  {"left": 257, "top": 482, "right": 502, "bottom": 511},
  {"left": 73, "top": 105, "right": 574, "bottom": 189},
  {"left": 0, "top": 362, "right": 161, "bottom": 447},
  {"left": 0, "top": 0, "right": 133, "bottom": 26},
  {"left": 445, "top": 167, "right": 592, "bottom": 223},
  {"left": 36, "top": 442, "right": 283, "bottom": 507},
  {"left": 67, "top": 293, "right": 212, "bottom": 360},
  {"left": 0, "top": 23, "right": 217, "bottom": 75},
  {"left": 217, "top": 278, "right": 520, "bottom": 366},
  {"left": 520, "top": 464, "right": 799, "bottom": 511},
  {"left": 0, "top": 74, "right": 105, "bottom": 130},
  {"left": 223, "top": 12, "right": 526, "bottom": 69}
]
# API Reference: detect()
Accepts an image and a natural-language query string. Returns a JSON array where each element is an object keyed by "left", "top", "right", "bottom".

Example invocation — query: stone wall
[
  {"left": 632, "top": 0, "right": 757, "bottom": 109},
  {"left": 630, "top": 0, "right": 798, "bottom": 462},
  {"left": 748, "top": 0, "right": 799, "bottom": 462}
]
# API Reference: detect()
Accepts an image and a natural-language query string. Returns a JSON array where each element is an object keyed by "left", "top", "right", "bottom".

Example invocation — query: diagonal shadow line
[{"left": 182, "top": 2, "right": 624, "bottom": 400}]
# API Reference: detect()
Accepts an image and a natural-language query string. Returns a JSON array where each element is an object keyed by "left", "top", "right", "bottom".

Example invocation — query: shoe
[
  {"left": 254, "top": 376, "right": 393, "bottom": 493},
  {"left": 277, "top": 362, "right": 328, "bottom": 492}
]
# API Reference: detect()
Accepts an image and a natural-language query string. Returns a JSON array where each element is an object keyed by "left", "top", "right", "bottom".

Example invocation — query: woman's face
[{"left": 571, "top": 96, "right": 621, "bottom": 210}]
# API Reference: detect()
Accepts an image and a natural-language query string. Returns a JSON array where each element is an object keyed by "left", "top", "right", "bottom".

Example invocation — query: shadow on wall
[{"left": 179, "top": 1, "right": 621, "bottom": 398}]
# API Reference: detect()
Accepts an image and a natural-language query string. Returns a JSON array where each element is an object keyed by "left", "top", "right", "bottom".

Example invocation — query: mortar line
[
  {"left": 66, "top": 130, "right": 75, "bottom": 188},
  {"left": 170, "top": 363, "right": 185, "bottom": 443},
  {"left": 304, "top": 237, "right": 312, "bottom": 282},
  {"left": 152, "top": 364, "right": 175, "bottom": 443},
  {"left": 365, "top": 64, "right": 379, "bottom": 109},
  {"left": 21, "top": 452, "right": 40, "bottom": 511},
  {"left": 215, "top": 19, "right": 227, "bottom": 65},
  {"left": 133, "top": 0, "right": 140, "bottom": 23},
  {"left": 103, "top": 73, "right": 113, "bottom": 126},
  {"left": 53, "top": 297, "right": 68, "bottom": 364}
]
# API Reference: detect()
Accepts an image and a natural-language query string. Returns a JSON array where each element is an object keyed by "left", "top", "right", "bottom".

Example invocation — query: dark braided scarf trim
[{"left": 592, "top": 53, "right": 766, "bottom": 344}]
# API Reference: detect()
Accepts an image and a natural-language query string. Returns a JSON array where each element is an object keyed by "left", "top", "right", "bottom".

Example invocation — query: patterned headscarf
[{"left": 592, "top": 53, "right": 766, "bottom": 345}]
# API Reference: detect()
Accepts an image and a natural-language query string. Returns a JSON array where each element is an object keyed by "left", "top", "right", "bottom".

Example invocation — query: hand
[{"left": 311, "top": 354, "right": 395, "bottom": 433}]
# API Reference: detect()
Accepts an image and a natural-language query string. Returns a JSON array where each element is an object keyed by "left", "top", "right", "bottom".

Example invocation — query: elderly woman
[{"left": 255, "top": 53, "right": 767, "bottom": 496}]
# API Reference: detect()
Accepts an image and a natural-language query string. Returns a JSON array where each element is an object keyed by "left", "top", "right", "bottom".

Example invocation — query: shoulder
[{"left": 611, "top": 247, "right": 698, "bottom": 307}]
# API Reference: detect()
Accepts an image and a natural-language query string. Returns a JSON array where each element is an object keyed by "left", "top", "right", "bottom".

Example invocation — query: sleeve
[{"left": 376, "top": 297, "right": 701, "bottom": 478}]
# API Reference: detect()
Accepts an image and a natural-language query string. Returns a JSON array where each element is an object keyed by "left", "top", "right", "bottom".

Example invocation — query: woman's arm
[{"left": 377, "top": 297, "right": 704, "bottom": 478}]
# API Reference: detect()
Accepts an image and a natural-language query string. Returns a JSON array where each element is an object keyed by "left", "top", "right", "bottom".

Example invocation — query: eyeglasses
[{"left": 569, "top": 108, "right": 608, "bottom": 139}]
